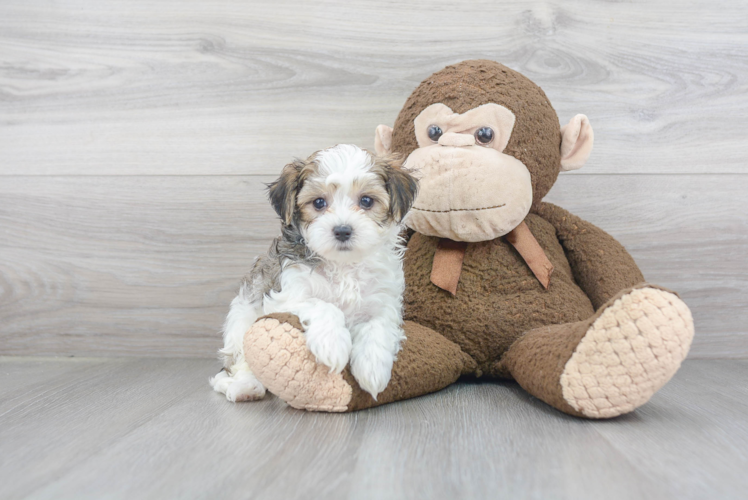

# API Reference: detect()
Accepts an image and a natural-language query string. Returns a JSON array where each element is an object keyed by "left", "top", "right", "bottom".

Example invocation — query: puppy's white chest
[{"left": 315, "top": 265, "right": 368, "bottom": 314}]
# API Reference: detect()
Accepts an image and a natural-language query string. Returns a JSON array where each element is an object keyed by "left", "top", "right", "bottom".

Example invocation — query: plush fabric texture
[
  {"left": 501, "top": 284, "right": 694, "bottom": 418},
  {"left": 245, "top": 314, "right": 352, "bottom": 412},
  {"left": 560, "top": 114, "right": 594, "bottom": 171},
  {"left": 404, "top": 212, "right": 597, "bottom": 377},
  {"left": 342, "top": 320, "right": 477, "bottom": 411},
  {"left": 245, "top": 316, "right": 475, "bottom": 412},
  {"left": 560, "top": 286, "right": 693, "bottom": 418},
  {"left": 501, "top": 318, "right": 599, "bottom": 417},
  {"left": 248, "top": 283, "right": 694, "bottom": 417},
  {"left": 374, "top": 124, "right": 393, "bottom": 156},
  {"left": 404, "top": 143, "right": 533, "bottom": 242},
  {"left": 391, "top": 59, "right": 562, "bottom": 210},
  {"left": 534, "top": 202, "right": 645, "bottom": 309}
]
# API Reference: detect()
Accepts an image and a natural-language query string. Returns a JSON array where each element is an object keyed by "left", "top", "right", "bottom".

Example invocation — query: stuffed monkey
[{"left": 243, "top": 60, "right": 694, "bottom": 418}]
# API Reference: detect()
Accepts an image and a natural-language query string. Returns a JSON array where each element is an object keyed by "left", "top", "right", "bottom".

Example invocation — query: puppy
[{"left": 210, "top": 144, "right": 418, "bottom": 402}]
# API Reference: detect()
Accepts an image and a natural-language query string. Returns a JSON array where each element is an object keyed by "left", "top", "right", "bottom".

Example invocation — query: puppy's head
[{"left": 268, "top": 144, "right": 418, "bottom": 263}]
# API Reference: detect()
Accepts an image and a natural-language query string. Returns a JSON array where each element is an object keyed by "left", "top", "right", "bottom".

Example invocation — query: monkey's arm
[{"left": 535, "top": 202, "right": 644, "bottom": 310}]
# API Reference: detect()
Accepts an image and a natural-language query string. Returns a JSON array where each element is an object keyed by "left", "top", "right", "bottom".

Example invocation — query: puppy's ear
[
  {"left": 379, "top": 156, "right": 418, "bottom": 222},
  {"left": 267, "top": 160, "right": 304, "bottom": 225}
]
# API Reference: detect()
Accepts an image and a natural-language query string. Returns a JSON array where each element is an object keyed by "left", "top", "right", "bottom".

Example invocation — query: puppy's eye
[
  {"left": 313, "top": 198, "right": 327, "bottom": 210},
  {"left": 475, "top": 127, "right": 494, "bottom": 145},
  {"left": 360, "top": 196, "right": 374, "bottom": 209},
  {"left": 427, "top": 125, "right": 443, "bottom": 142}
]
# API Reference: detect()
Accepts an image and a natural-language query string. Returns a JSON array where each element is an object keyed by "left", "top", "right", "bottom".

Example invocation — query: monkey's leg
[
  {"left": 244, "top": 315, "right": 476, "bottom": 412},
  {"left": 499, "top": 284, "right": 694, "bottom": 418}
]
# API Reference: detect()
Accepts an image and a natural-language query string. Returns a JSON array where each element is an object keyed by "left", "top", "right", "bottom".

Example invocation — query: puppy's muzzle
[{"left": 333, "top": 225, "right": 353, "bottom": 242}]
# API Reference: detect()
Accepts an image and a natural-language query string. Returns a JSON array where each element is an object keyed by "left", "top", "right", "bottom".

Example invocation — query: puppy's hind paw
[{"left": 210, "top": 370, "right": 266, "bottom": 402}]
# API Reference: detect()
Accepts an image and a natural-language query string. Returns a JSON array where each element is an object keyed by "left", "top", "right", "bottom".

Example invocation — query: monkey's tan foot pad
[
  {"left": 243, "top": 316, "right": 354, "bottom": 412},
  {"left": 561, "top": 287, "right": 694, "bottom": 419}
]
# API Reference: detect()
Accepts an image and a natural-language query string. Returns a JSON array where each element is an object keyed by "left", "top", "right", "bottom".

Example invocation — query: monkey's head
[{"left": 374, "top": 60, "right": 593, "bottom": 242}]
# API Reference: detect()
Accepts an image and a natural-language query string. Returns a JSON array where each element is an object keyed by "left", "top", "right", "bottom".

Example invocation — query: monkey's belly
[{"left": 403, "top": 214, "right": 595, "bottom": 377}]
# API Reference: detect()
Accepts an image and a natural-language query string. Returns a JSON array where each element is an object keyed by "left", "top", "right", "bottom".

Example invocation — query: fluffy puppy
[{"left": 210, "top": 144, "right": 418, "bottom": 402}]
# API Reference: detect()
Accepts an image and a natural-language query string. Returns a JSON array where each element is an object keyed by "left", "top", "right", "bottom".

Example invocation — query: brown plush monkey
[{"left": 243, "top": 60, "right": 694, "bottom": 418}]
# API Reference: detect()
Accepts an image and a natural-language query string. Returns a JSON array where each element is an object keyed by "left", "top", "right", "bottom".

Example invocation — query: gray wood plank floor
[{"left": 1, "top": 357, "right": 746, "bottom": 500}]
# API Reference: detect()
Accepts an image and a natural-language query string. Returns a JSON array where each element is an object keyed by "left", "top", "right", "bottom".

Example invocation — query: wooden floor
[{"left": 0, "top": 357, "right": 746, "bottom": 500}]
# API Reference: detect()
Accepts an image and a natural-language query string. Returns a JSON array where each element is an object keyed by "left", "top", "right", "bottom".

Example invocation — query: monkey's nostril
[{"left": 333, "top": 225, "right": 353, "bottom": 242}]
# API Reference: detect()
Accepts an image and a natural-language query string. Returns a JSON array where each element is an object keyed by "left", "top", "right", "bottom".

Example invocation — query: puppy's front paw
[
  {"left": 350, "top": 346, "right": 395, "bottom": 399},
  {"left": 305, "top": 322, "right": 352, "bottom": 374}
]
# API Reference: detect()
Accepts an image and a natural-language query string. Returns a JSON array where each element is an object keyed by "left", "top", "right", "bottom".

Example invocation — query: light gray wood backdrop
[{"left": 1, "top": 0, "right": 746, "bottom": 359}]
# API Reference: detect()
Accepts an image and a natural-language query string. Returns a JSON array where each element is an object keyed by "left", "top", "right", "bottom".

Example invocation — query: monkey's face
[
  {"left": 402, "top": 103, "right": 532, "bottom": 242},
  {"left": 376, "top": 60, "right": 595, "bottom": 243}
]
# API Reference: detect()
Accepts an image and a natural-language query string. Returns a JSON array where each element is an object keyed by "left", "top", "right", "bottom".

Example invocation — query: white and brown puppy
[{"left": 210, "top": 144, "right": 418, "bottom": 402}]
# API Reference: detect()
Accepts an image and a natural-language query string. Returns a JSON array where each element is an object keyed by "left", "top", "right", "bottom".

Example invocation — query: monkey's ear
[
  {"left": 267, "top": 161, "right": 303, "bottom": 225},
  {"left": 560, "top": 114, "right": 594, "bottom": 172},
  {"left": 385, "top": 162, "right": 419, "bottom": 222},
  {"left": 375, "top": 124, "right": 394, "bottom": 155}
]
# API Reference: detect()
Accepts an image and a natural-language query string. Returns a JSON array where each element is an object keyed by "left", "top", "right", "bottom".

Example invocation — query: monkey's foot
[
  {"left": 244, "top": 314, "right": 476, "bottom": 413},
  {"left": 504, "top": 285, "right": 695, "bottom": 419},
  {"left": 561, "top": 286, "right": 694, "bottom": 418},
  {"left": 244, "top": 314, "right": 353, "bottom": 412}
]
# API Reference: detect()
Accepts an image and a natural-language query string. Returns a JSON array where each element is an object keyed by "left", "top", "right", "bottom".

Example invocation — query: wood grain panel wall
[{"left": 1, "top": 0, "right": 746, "bottom": 358}]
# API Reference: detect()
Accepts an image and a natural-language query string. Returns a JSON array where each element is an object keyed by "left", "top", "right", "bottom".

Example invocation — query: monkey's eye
[
  {"left": 427, "top": 125, "right": 443, "bottom": 142},
  {"left": 313, "top": 198, "right": 327, "bottom": 210},
  {"left": 475, "top": 127, "right": 494, "bottom": 145},
  {"left": 360, "top": 196, "right": 374, "bottom": 209}
]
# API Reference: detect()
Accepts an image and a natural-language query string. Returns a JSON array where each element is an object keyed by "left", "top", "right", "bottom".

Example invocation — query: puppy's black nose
[{"left": 333, "top": 225, "right": 353, "bottom": 242}]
